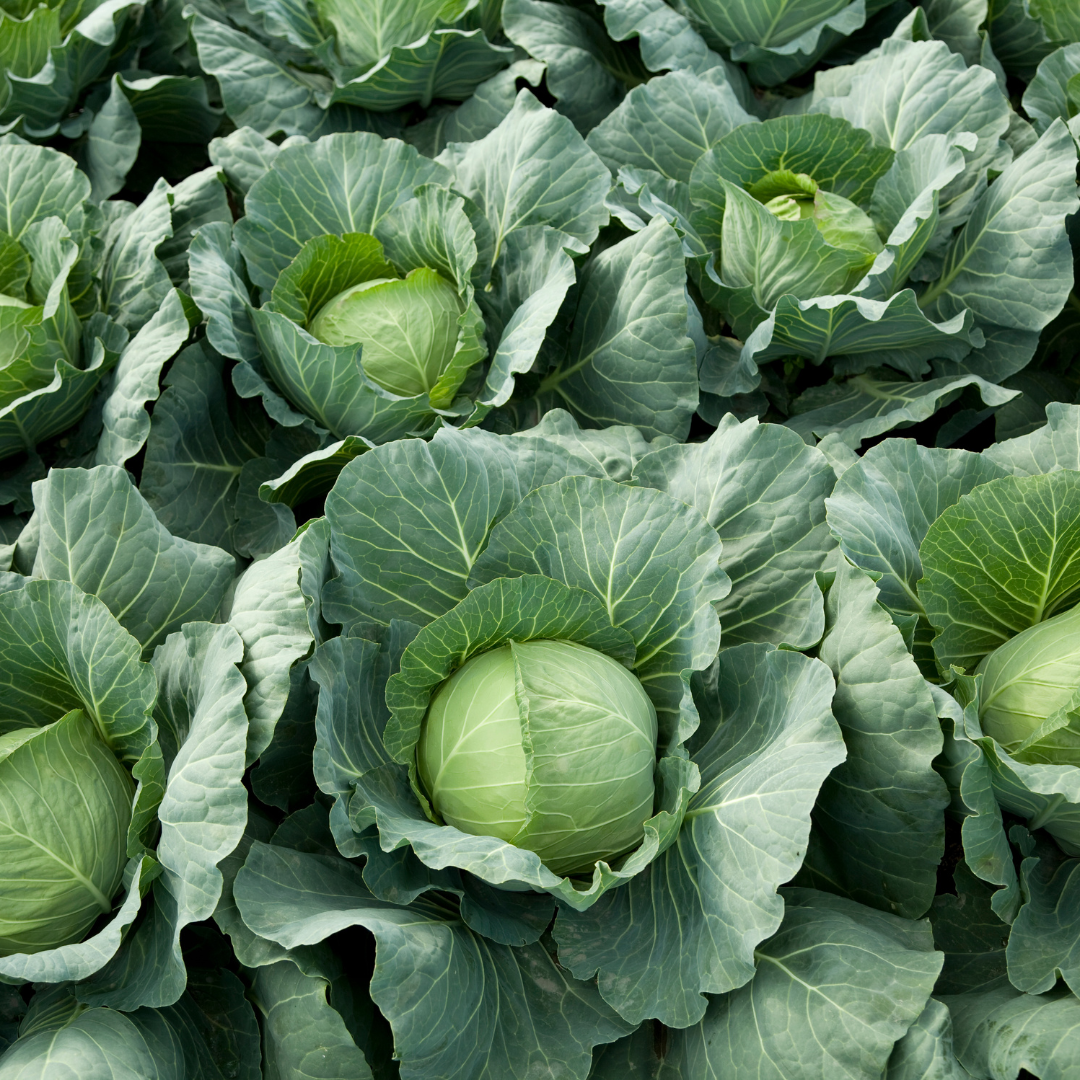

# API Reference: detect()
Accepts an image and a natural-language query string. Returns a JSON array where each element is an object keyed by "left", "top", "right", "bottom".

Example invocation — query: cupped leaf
[
  {"left": 883, "top": 998, "right": 971, "bottom": 1080},
  {"left": 535, "top": 215, "right": 699, "bottom": 441},
  {"left": 76, "top": 622, "right": 250, "bottom": 1011},
  {"left": 919, "top": 470, "right": 1080, "bottom": 674},
  {"left": 785, "top": 372, "right": 1016, "bottom": 450},
  {"left": 552, "top": 644, "right": 844, "bottom": 1028},
  {"left": 825, "top": 440, "right": 1007, "bottom": 637},
  {"left": 312, "top": 630, "right": 695, "bottom": 911},
  {"left": 0, "top": 141, "right": 90, "bottom": 240},
  {"left": 235, "top": 133, "right": 450, "bottom": 293},
  {"left": 249, "top": 306, "right": 435, "bottom": 441},
  {"left": 1006, "top": 832, "right": 1080, "bottom": 996},
  {"left": 632, "top": 414, "right": 835, "bottom": 649},
  {"left": 324, "top": 29, "right": 513, "bottom": 113},
  {"left": 741, "top": 292, "right": 980, "bottom": 380},
  {"left": 224, "top": 535, "right": 314, "bottom": 766},
  {"left": 795, "top": 560, "right": 948, "bottom": 920},
  {"left": 690, "top": 115, "right": 893, "bottom": 249},
  {"left": 919, "top": 120, "right": 1079, "bottom": 338},
  {"left": 93, "top": 289, "right": 194, "bottom": 469},
  {"left": 436, "top": 88, "right": 611, "bottom": 263},
  {"left": 471, "top": 474, "right": 728, "bottom": 750},
  {"left": 943, "top": 986, "right": 1080, "bottom": 1079},
  {"left": 0, "top": 576, "right": 156, "bottom": 761},
  {"left": 251, "top": 959, "right": 374, "bottom": 1080}
]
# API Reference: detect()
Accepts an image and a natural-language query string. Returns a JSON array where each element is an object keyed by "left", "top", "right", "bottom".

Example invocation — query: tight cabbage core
[
  {"left": 0, "top": 710, "right": 133, "bottom": 955},
  {"left": 976, "top": 604, "right": 1080, "bottom": 764},
  {"left": 308, "top": 267, "right": 464, "bottom": 398},
  {"left": 416, "top": 639, "right": 658, "bottom": 875}
]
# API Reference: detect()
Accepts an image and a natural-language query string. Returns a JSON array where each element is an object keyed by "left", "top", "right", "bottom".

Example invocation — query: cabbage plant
[
  {"left": 0, "top": 0, "right": 223, "bottom": 198},
  {"left": 0, "top": 463, "right": 250, "bottom": 1014},
  {"left": 189, "top": 0, "right": 511, "bottom": 138},
  {"left": 590, "top": 19, "right": 1079, "bottom": 447},
  {"left": 0, "top": 136, "right": 230, "bottom": 502},
  {"left": 191, "top": 94, "right": 699, "bottom": 497}
]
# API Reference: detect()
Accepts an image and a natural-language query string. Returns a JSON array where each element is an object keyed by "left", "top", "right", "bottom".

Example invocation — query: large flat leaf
[
  {"left": 503, "top": 0, "right": 634, "bottom": 133},
  {"left": 234, "top": 841, "right": 634, "bottom": 1080},
  {"left": 140, "top": 342, "right": 275, "bottom": 554},
  {"left": 553, "top": 644, "right": 844, "bottom": 1027},
  {"left": 810, "top": 36, "right": 1009, "bottom": 191},
  {"left": 663, "top": 889, "right": 942, "bottom": 1080},
  {"left": 586, "top": 69, "right": 754, "bottom": 182},
  {"left": 322, "top": 425, "right": 603, "bottom": 630},
  {"left": 32, "top": 464, "right": 235, "bottom": 653},
  {"left": 921, "top": 120, "right": 1079, "bottom": 336}
]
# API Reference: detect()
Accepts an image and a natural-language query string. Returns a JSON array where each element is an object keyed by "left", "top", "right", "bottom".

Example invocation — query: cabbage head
[
  {"left": 417, "top": 639, "right": 658, "bottom": 875},
  {"left": 0, "top": 710, "right": 133, "bottom": 956},
  {"left": 976, "top": 603, "right": 1080, "bottom": 766},
  {"left": 308, "top": 268, "right": 466, "bottom": 398}
]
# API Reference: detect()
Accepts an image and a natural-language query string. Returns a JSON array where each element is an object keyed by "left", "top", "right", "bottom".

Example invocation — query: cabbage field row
[{"left": 1, "top": 0, "right": 1079, "bottom": 1076}]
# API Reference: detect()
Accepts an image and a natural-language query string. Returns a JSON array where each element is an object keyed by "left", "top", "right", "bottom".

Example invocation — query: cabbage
[
  {"left": 976, "top": 604, "right": 1080, "bottom": 765},
  {"left": 417, "top": 639, "right": 658, "bottom": 874}
]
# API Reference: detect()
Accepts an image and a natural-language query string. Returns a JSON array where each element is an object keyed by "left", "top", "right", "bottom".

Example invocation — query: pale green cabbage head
[
  {"left": 976, "top": 603, "right": 1080, "bottom": 765},
  {"left": 0, "top": 710, "right": 133, "bottom": 956},
  {"left": 752, "top": 169, "right": 883, "bottom": 259},
  {"left": 416, "top": 639, "right": 658, "bottom": 875},
  {"left": 308, "top": 267, "right": 465, "bottom": 398}
]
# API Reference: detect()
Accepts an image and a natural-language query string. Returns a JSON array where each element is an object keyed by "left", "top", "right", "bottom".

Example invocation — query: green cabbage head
[
  {"left": 308, "top": 267, "right": 465, "bottom": 398},
  {"left": 976, "top": 603, "right": 1080, "bottom": 765},
  {"left": 0, "top": 710, "right": 133, "bottom": 955},
  {"left": 416, "top": 639, "right": 658, "bottom": 875}
]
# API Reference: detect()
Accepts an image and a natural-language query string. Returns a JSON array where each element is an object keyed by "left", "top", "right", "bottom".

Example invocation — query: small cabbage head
[
  {"left": 0, "top": 710, "right": 133, "bottom": 955},
  {"left": 976, "top": 603, "right": 1080, "bottom": 765},
  {"left": 308, "top": 268, "right": 465, "bottom": 398},
  {"left": 416, "top": 639, "right": 658, "bottom": 875},
  {"left": 750, "top": 168, "right": 883, "bottom": 260}
]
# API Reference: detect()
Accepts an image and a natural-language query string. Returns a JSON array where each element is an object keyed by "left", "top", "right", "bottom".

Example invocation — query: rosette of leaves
[
  {"left": 0, "top": 0, "right": 223, "bottom": 198},
  {"left": 191, "top": 92, "right": 698, "bottom": 508},
  {"left": 217, "top": 414, "right": 852, "bottom": 1078},
  {"left": 593, "top": 24, "right": 1079, "bottom": 447},
  {"left": 188, "top": 0, "right": 511, "bottom": 140},
  {"left": 0, "top": 462, "right": 250, "bottom": 1010},
  {"left": 823, "top": 405, "right": 1080, "bottom": 1000},
  {"left": 0, "top": 136, "right": 231, "bottom": 523}
]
